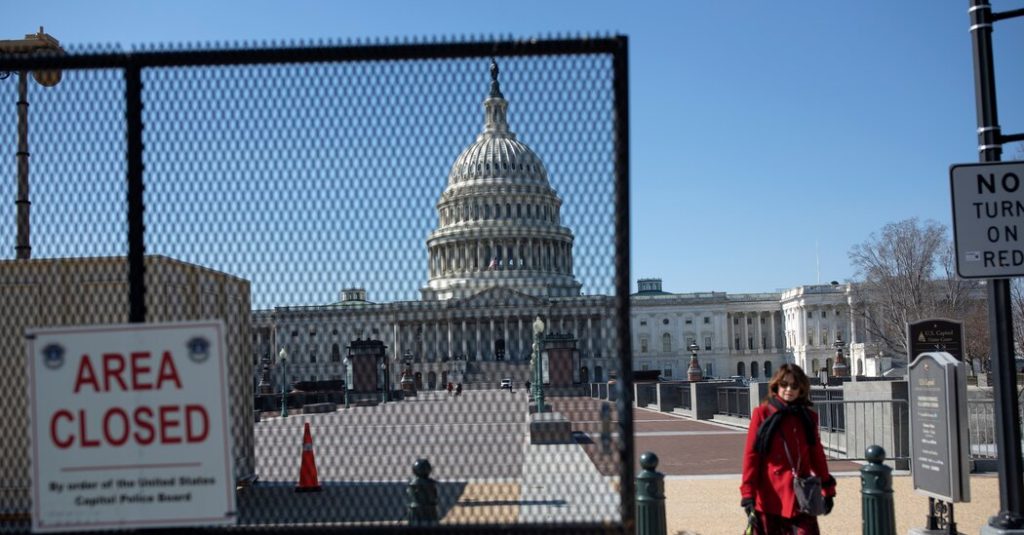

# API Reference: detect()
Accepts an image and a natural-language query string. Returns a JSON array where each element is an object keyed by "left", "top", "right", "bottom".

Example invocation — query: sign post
[
  {"left": 26, "top": 321, "right": 235, "bottom": 532},
  {"left": 907, "top": 319, "right": 965, "bottom": 363}
]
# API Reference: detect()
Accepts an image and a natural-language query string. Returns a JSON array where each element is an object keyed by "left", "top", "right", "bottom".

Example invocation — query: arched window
[
  {"left": 506, "top": 203, "right": 511, "bottom": 217},
  {"left": 811, "top": 359, "right": 820, "bottom": 374},
  {"left": 331, "top": 344, "right": 341, "bottom": 362},
  {"left": 751, "top": 361, "right": 759, "bottom": 379},
  {"left": 495, "top": 203, "right": 500, "bottom": 218},
  {"left": 662, "top": 333, "right": 671, "bottom": 353},
  {"left": 737, "top": 362, "right": 746, "bottom": 376},
  {"left": 764, "top": 360, "right": 772, "bottom": 378},
  {"left": 825, "top": 358, "right": 833, "bottom": 374}
]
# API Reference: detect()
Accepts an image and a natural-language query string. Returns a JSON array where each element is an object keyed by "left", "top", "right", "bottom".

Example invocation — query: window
[
  {"left": 309, "top": 330, "right": 316, "bottom": 336},
  {"left": 662, "top": 318, "right": 669, "bottom": 325},
  {"left": 751, "top": 361, "right": 760, "bottom": 379},
  {"left": 737, "top": 362, "right": 746, "bottom": 376},
  {"left": 641, "top": 338, "right": 648, "bottom": 353},
  {"left": 331, "top": 344, "right": 341, "bottom": 362},
  {"left": 735, "top": 337, "right": 741, "bottom": 350},
  {"left": 704, "top": 337, "right": 712, "bottom": 351},
  {"left": 733, "top": 318, "right": 739, "bottom": 325},
  {"left": 704, "top": 317, "right": 710, "bottom": 324},
  {"left": 807, "top": 311, "right": 813, "bottom": 318},
  {"left": 685, "top": 319, "right": 692, "bottom": 325},
  {"left": 821, "top": 329, "right": 829, "bottom": 345},
  {"left": 641, "top": 364, "right": 649, "bottom": 371},
  {"left": 746, "top": 317, "right": 752, "bottom": 325},
  {"left": 748, "top": 337, "right": 754, "bottom": 350},
  {"left": 662, "top": 333, "right": 672, "bottom": 353},
  {"left": 822, "top": 311, "right": 827, "bottom": 318},
  {"left": 310, "top": 375, "right": 316, "bottom": 382},
  {"left": 762, "top": 336, "right": 768, "bottom": 350},
  {"left": 640, "top": 320, "right": 647, "bottom": 327},
  {"left": 807, "top": 332, "right": 814, "bottom": 345},
  {"left": 332, "top": 329, "right": 338, "bottom": 336},
  {"left": 764, "top": 361, "right": 772, "bottom": 377},
  {"left": 291, "top": 330, "right": 299, "bottom": 337},
  {"left": 760, "top": 317, "right": 765, "bottom": 324}
]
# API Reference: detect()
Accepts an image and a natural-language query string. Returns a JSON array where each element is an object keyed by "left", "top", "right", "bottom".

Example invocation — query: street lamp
[
  {"left": 686, "top": 342, "right": 702, "bottom": 382},
  {"left": 0, "top": 28, "right": 64, "bottom": 260},
  {"left": 532, "top": 316, "right": 545, "bottom": 413},
  {"left": 343, "top": 356, "right": 351, "bottom": 409},
  {"left": 278, "top": 348, "right": 288, "bottom": 418},
  {"left": 832, "top": 335, "right": 849, "bottom": 378}
]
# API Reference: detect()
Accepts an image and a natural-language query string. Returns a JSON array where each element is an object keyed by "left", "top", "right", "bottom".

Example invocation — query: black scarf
[{"left": 753, "top": 396, "right": 816, "bottom": 454}]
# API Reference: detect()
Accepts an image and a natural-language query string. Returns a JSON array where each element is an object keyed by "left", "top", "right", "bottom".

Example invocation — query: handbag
[{"left": 783, "top": 440, "right": 826, "bottom": 516}]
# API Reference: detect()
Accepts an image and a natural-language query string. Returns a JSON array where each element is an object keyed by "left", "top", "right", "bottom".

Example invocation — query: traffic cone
[{"left": 295, "top": 422, "right": 322, "bottom": 492}]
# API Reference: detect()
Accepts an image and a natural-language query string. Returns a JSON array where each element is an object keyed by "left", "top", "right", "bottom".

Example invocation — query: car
[{"left": 500, "top": 378, "right": 513, "bottom": 390}]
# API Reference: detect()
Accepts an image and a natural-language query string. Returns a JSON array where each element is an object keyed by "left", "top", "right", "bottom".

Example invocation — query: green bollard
[
  {"left": 861, "top": 445, "right": 896, "bottom": 535},
  {"left": 636, "top": 452, "right": 667, "bottom": 535},
  {"left": 407, "top": 458, "right": 438, "bottom": 524}
]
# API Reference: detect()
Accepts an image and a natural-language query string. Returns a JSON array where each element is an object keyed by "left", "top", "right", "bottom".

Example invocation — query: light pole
[
  {"left": 343, "top": 356, "right": 351, "bottom": 409},
  {"left": 686, "top": 342, "right": 702, "bottom": 382},
  {"left": 0, "top": 28, "right": 63, "bottom": 260},
  {"left": 832, "top": 335, "right": 849, "bottom": 377},
  {"left": 381, "top": 359, "right": 390, "bottom": 403},
  {"left": 532, "top": 316, "right": 545, "bottom": 413},
  {"left": 278, "top": 348, "right": 288, "bottom": 418}
]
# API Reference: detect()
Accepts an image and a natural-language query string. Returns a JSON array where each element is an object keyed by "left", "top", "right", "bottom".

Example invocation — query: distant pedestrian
[
  {"left": 740, "top": 363, "right": 835, "bottom": 534},
  {"left": 455, "top": 383, "right": 462, "bottom": 397},
  {"left": 525, "top": 380, "right": 531, "bottom": 394},
  {"left": 447, "top": 382, "right": 453, "bottom": 396}
]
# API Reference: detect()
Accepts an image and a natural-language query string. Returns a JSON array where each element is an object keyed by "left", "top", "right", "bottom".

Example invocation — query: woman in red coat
[{"left": 740, "top": 364, "right": 836, "bottom": 534}]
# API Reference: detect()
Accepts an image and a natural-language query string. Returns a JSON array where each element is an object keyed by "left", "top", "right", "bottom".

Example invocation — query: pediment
[{"left": 453, "top": 287, "right": 545, "bottom": 309}]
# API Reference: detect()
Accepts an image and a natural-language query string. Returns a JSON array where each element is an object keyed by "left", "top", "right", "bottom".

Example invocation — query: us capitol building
[{"left": 252, "top": 62, "right": 877, "bottom": 392}]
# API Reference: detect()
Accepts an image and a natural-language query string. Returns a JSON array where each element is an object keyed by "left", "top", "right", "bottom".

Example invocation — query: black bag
[{"left": 783, "top": 441, "right": 826, "bottom": 516}]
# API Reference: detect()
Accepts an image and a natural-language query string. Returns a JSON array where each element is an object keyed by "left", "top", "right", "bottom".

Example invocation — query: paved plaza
[{"left": 241, "top": 391, "right": 1005, "bottom": 533}]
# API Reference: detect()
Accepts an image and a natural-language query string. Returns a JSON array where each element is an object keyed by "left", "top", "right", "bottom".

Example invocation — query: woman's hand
[{"left": 741, "top": 497, "right": 755, "bottom": 516}]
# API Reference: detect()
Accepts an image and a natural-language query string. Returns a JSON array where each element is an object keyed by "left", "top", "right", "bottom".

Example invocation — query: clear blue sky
[{"left": 4, "top": 1, "right": 1024, "bottom": 298}]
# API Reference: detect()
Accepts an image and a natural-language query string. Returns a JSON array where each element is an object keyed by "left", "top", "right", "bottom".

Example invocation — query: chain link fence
[{"left": 0, "top": 36, "right": 632, "bottom": 533}]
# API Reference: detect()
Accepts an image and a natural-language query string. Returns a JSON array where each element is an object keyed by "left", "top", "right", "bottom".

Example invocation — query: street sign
[
  {"left": 907, "top": 318, "right": 964, "bottom": 362},
  {"left": 26, "top": 321, "right": 235, "bottom": 533},
  {"left": 909, "top": 352, "right": 970, "bottom": 503},
  {"left": 950, "top": 161, "right": 1024, "bottom": 278}
]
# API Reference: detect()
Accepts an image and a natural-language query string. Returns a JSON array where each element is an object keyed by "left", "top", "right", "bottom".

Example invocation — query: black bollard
[
  {"left": 636, "top": 452, "right": 666, "bottom": 535},
  {"left": 861, "top": 445, "right": 896, "bottom": 535},
  {"left": 407, "top": 458, "right": 438, "bottom": 524}
]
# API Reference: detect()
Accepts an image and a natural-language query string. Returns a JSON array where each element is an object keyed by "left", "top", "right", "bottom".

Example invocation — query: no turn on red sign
[
  {"left": 26, "top": 321, "right": 235, "bottom": 532},
  {"left": 950, "top": 161, "right": 1024, "bottom": 278}
]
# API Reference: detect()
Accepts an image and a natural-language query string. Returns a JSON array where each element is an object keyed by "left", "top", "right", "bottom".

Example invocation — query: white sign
[
  {"left": 26, "top": 321, "right": 235, "bottom": 532},
  {"left": 950, "top": 161, "right": 1024, "bottom": 278}
]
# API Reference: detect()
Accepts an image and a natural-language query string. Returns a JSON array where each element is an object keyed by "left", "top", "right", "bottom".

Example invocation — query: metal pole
[
  {"left": 280, "top": 358, "right": 288, "bottom": 418},
  {"left": 969, "top": 0, "right": 1024, "bottom": 529},
  {"left": 635, "top": 452, "right": 666, "bottom": 535},
  {"left": 126, "top": 64, "right": 145, "bottom": 323},
  {"left": 15, "top": 70, "right": 29, "bottom": 259}
]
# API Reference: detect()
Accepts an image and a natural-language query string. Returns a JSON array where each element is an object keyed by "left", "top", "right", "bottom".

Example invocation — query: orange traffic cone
[{"left": 295, "top": 422, "right": 322, "bottom": 492}]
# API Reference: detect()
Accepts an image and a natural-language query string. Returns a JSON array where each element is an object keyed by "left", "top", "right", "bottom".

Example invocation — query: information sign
[
  {"left": 950, "top": 161, "right": 1024, "bottom": 278},
  {"left": 909, "top": 351, "right": 970, "bottom": 503},
  {"left": 26, "top": 321, "right": 235, "bottom": 532},
  {"left": 907, "top": 318, "right": 964, "bottom": 362}
]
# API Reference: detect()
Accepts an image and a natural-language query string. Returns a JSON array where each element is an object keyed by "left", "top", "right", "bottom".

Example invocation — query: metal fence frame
[{"left": 0, "top": 36, "right": 633, "bottom": 534}]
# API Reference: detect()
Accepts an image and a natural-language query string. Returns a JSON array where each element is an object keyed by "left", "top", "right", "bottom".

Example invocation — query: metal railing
[
  {"left": 813, "top": 399, "right": 910, "bottom": 463},
  {"left": 717, "top": 386, "right": 750, "bottom": 418}
]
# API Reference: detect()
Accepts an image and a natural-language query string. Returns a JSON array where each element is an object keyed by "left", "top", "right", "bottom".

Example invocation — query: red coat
[{"left": 740, "top": 396, "right": 836, "bottom": 518}]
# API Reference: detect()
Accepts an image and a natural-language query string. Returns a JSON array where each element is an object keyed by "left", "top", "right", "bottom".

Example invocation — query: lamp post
[
  {"left": 0, "top": 28, "right": 63, "bottom": 260},
  {"left": 686, "top": 342, "right": 702, "bottom": 382},
  {"left": 832, "top": 335, "right": 849, "bottom": 378},
  {"left": 343, "top": 356, "right": 351, "bottom": 409},
  {"left": 278, "top": 348, "right": 288, "bottom": 418},
  {"left": 532, "top": 316, "right": 545, "bottom": 413},
  {"left": 381, "top": 359, "right": 390, "bottom": 403}
]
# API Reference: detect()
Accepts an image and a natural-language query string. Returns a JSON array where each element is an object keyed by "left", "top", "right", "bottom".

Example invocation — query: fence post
[
  {"left": 407, "top": 458, "right": 438, "bottom": 524},
  {"left": 861, "top": 445, "right": 896, "bottom": 535},
  {"left": 636, "top": 452, "right": 666, "bottom": 535}
]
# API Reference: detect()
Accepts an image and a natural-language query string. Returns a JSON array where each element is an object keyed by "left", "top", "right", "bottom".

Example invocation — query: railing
[
  {"left": 813, "top": 400, "right": 910, "bottom": 463},
  {"left": 717, "top": 386, "right": 750, "bottom": 417},
  {"left": 637, "top": 383, "right": 657, "bottom": 407},
  {"left": 810, "top": 387, "right": 845, "bottom": 432},
  {"left": 965, "top": 398, "right": 1024, "bottom": 461},
  {"left": 680, "top": 383, "right": 692, "bottom": 411}
]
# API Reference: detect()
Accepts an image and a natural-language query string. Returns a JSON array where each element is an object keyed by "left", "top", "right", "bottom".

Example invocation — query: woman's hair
[{"left": 765, "top": 363, "right": 812, "bottom": 405}]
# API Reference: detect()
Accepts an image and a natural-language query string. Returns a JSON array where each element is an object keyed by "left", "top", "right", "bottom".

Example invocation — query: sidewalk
[{"left": 666, "top": 472, "right": 1001, "bottom": 535}]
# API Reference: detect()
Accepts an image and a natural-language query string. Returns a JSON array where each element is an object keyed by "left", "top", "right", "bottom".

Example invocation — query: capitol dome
[{"left": 422, "top": 61, "right": 582, "bottom": 301}]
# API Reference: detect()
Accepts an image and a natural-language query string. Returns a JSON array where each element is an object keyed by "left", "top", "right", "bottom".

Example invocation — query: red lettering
[
  {"left": 155, "top": 352, "right": 182, "bottom": 390},
  {"left": 185, "top": 405, "right": 209, "bottom": 442},
  {"left": 73, "top": 356, "right": 99, "bottom": 393},
  {"left": 102, "top": 353, "right": 127, "bottom": 392},
  {"left": 103, "top": 408, "right": 129, "bottom": 446},
  {"left": 133, "top": 406, "right": 155, "bottom": 445},
  {"left": 79, "top": 410, "right": 100, "bottom": 448},
  {"left": 50, "top": 410, "right": 73, "bottom": 449},
  {"left": 159, "top": 405, "right": 181, "bottom": 444},
  {"left": 130, "top": 352, "right": 152, "bottom": 390}
]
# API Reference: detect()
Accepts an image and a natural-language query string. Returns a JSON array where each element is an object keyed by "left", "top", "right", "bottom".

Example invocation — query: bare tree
[{"left": 849, "top": 218, "right": 984, "bottom": 365}]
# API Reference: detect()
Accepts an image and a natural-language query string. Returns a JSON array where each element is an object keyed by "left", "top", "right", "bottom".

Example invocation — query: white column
[
  {"left": 756, "top": 312, "right": 763, "bottom": 353},
  {"left": 489, "top": 319, "right": 495, "bottom": 360},
  {"left": 770, "top": 312, "right": 777, "bottom": 350},
  {"left": 461, "top": 320, "right": 467, "bottom": 356},
  {"left": 503, "top": 316, "right": 509, "bottom": 357},
  {"left": 447, "top": 320, "right": 453, "bottom": 360},
  {"left": 475, "top": 319, "right": 482, "bottom": 361}
]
